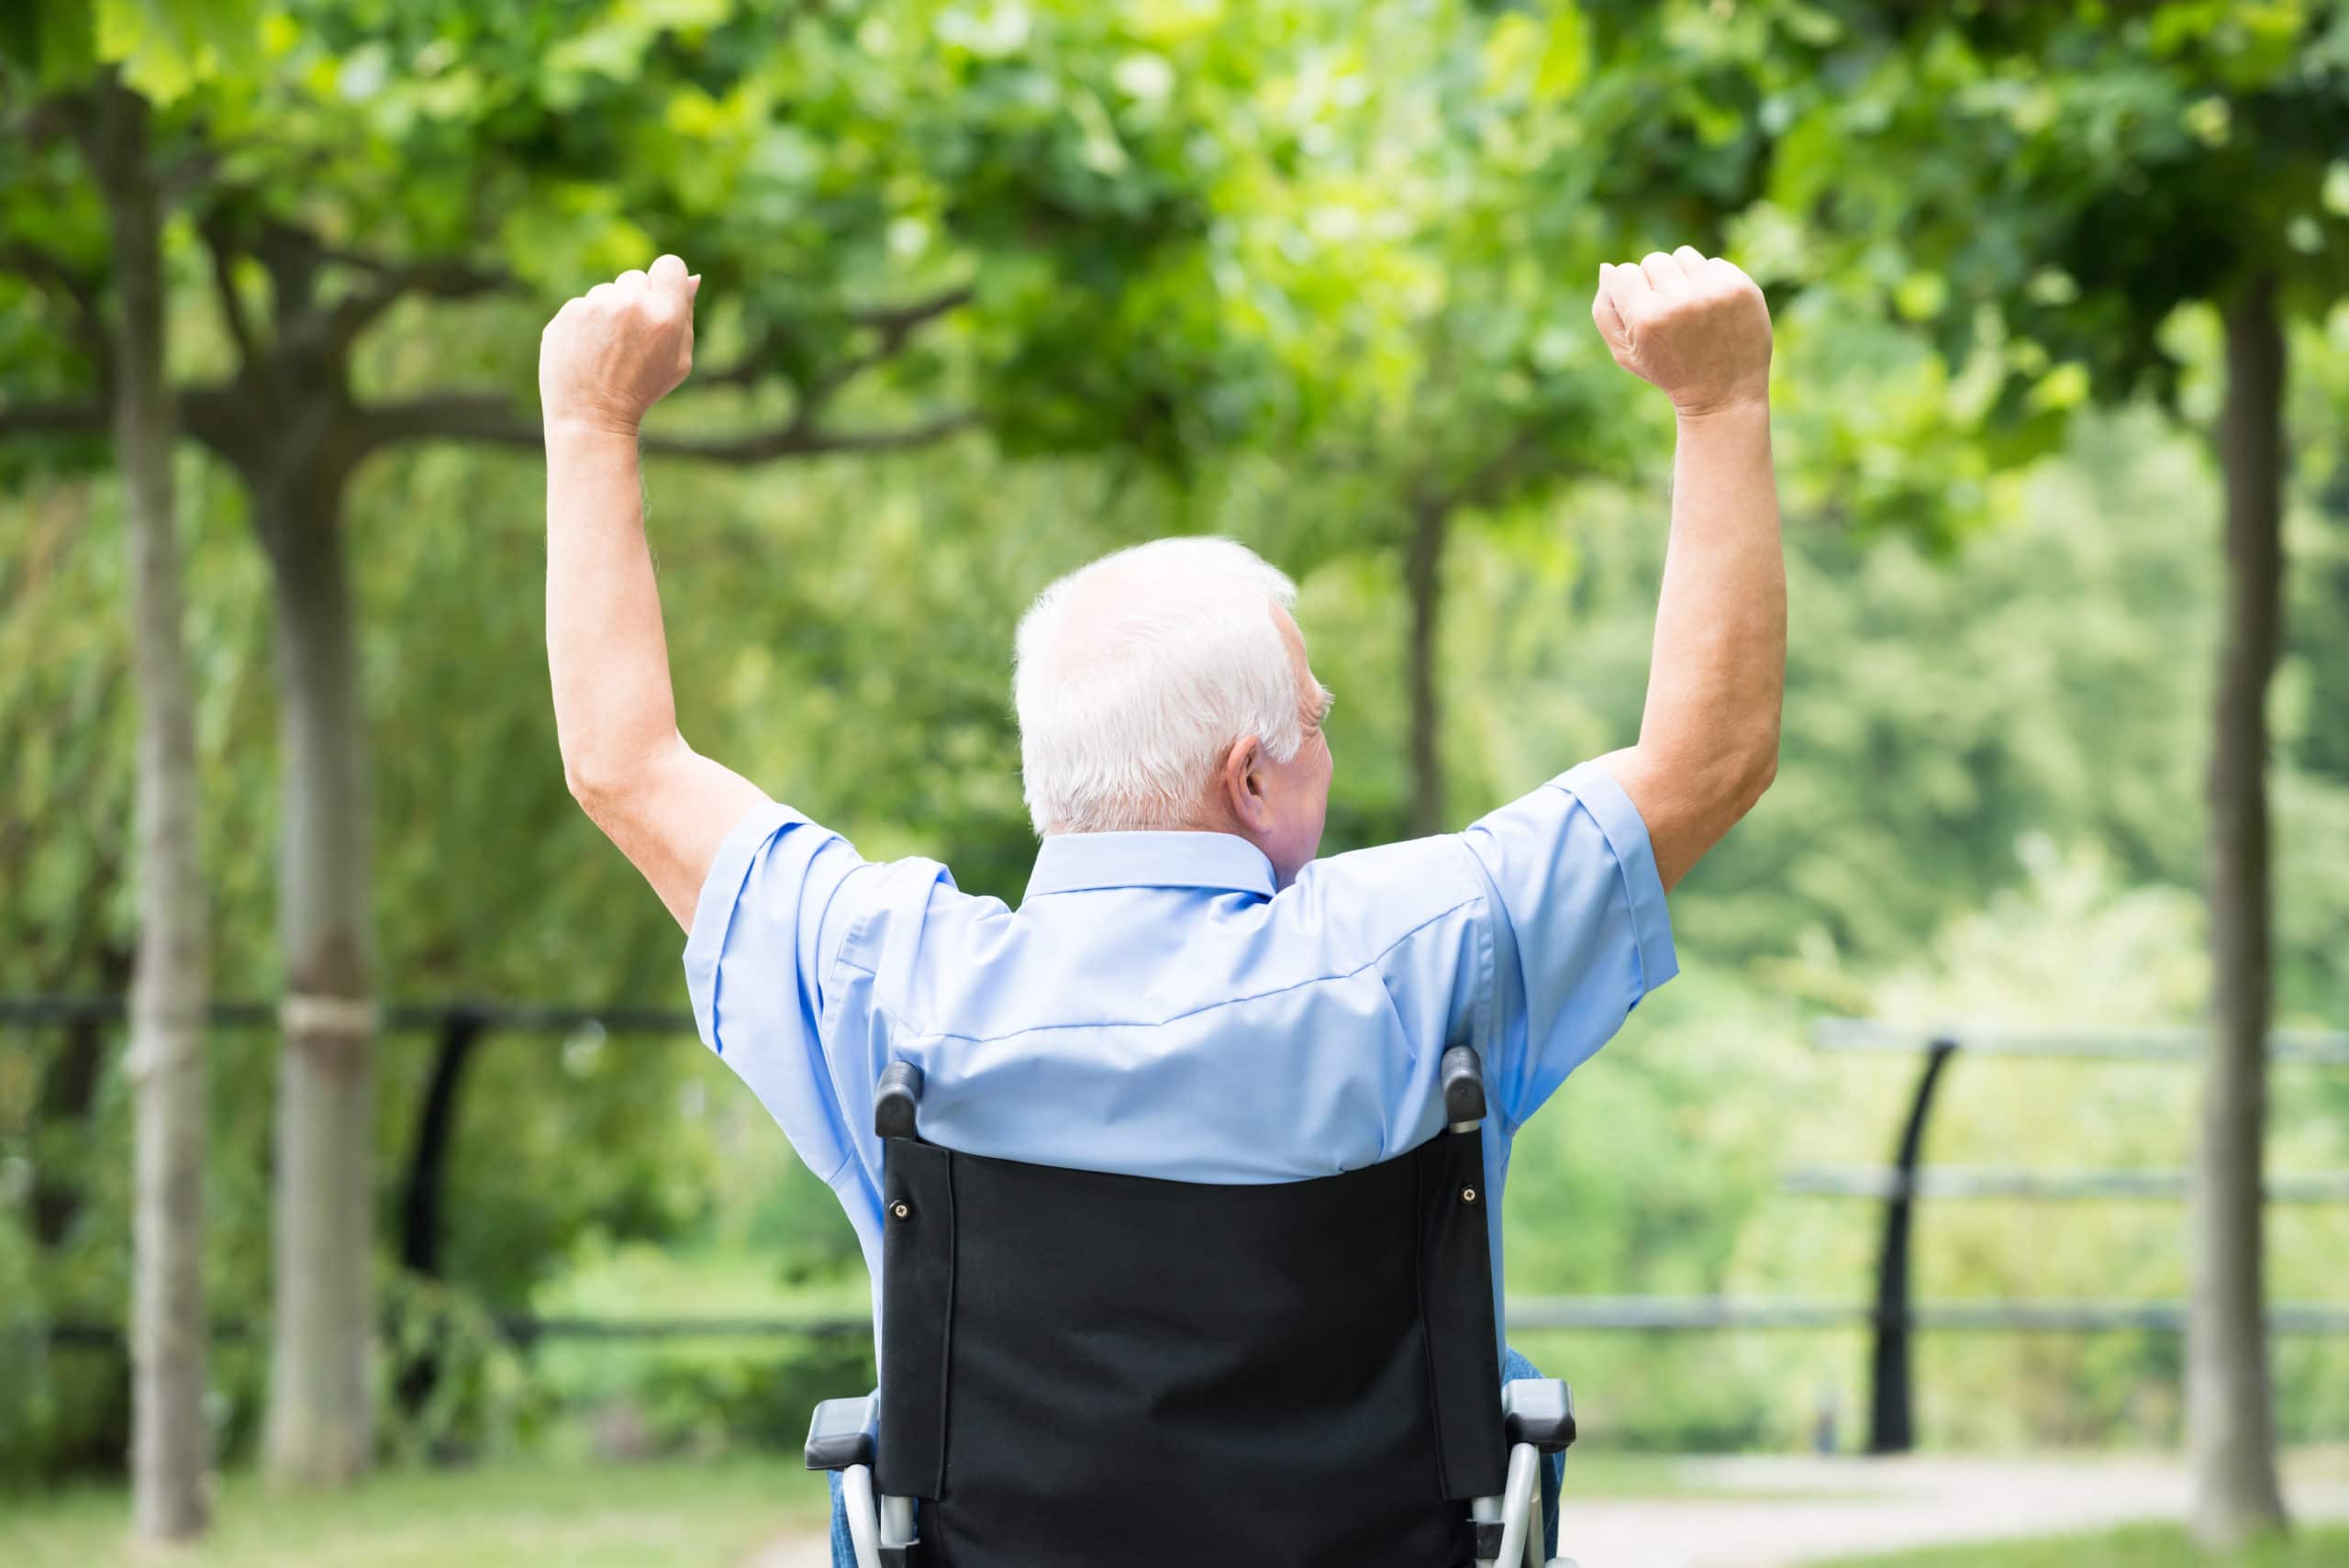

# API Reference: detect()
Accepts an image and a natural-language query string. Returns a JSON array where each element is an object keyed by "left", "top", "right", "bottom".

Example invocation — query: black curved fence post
[
  {"left": 1868, "top": 1035, "right": 1958, "bottom": 1454},
  {"left": 400, "top": 1006, "right": 485, "bottom": 1280},
  {"left": 395, "top": 1006, "right": 486, "bottom": 1430}
]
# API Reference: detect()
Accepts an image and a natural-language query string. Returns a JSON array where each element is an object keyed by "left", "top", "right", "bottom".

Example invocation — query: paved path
[
  {"left": 1553, "top": 1454, "right": 2349, "bottom": 1566},
  {"left": 744, "top": 1453, "right": 2349, "bottom": 1567}
]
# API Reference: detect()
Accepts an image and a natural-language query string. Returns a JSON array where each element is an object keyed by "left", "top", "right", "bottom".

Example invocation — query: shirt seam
[
  {"left": 1448, "top": 836, "right": 1498, "bottom": 1065},
  {"left": 882, "top": 892, "right": 1485, "bottom": 1045},
  {"left": 823, "top": 863, "right": 885, "bottom": 1001},
  {"left": 1446, "top": 833, "right": 1518, "bottom": 1135},
  {"left": 830, "top": 854, "right": 955, "bottom": 996},
  {"left": 1021, "top": 881, "right": 1274, "bottom": 900},
  {"left": 688, "top": 802, "right": 791, "bottom": 1056},
  {"left": 1553, "top": 776, "right": 1653, "bottom": 998}
]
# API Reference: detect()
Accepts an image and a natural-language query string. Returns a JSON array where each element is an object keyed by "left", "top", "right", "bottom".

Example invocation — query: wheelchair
[{"left": 806, "top": 1044, "right": 1578, "bottom": 1567}]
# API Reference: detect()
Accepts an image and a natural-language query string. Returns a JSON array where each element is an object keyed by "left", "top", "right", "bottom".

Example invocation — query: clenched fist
[
  {"left": 1591, "top": 248, "right": 1772, "bottom": 417},
  {"left": 540, "top": 253, "right": 699, "bottom": 438}
]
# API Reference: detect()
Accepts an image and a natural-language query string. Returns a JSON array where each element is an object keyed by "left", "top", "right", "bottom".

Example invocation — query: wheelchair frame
[{"left": 807, "top": 1047, "right": 1579, "bottom": 1568}]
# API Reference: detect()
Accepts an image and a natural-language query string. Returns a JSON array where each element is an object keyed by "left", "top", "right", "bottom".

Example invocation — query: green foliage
[
  {"left": 377, "top": 1274, "right": 547, "bottom": 1464},
  {"left": 620, "top": 1335, "right": 875, "bottom": 1456},
  {"left": 1776, "top": 0, "right": 2349, "bottom": 411},
  {"left": 147, "top": 0, "right": 1330, "bottom": 469},
  {"left": 0, "top": 3, "right": 97, "bottom": 85},
  {"left": 5, "top": 0, "right": 2348, "bottom": 1489}
]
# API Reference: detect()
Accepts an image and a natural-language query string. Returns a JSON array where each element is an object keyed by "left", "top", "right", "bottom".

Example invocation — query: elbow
[
  {"left": 1620, "top": 730, "right": 1774, "bottom": 895},
  {"left": 1626, "top": 722, "right": 1778, "bottom": 817},
  {"left": 1687, "top": 727, "right": 1776, "bottom": 829},
  {"left": 562, "top": 743, "right": 653, "bottom": 821},
  {"left": 1727, "top": 727, "right": 1778, "bottom": 819},
  {"left": 1742, "top": 737, "right": 1779, "bottom": 809},
  {"left": 562, "top": 751, "right": 621, "bottom": 817}
]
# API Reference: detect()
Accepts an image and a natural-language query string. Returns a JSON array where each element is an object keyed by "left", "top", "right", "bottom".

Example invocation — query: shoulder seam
[{"left": 899, "top": 889, "right": 1486, "bottom": 1046}]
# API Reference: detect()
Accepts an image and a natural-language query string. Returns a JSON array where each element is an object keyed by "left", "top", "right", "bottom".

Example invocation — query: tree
[
  {"left": 0, "top": 0, "right": 261, "bottom": 1533},
  {"left": 79, "top": 77, "right": 214, "bottom": 1542},
  {"left": 4, "top": 0, "right": 1302, "bottom": 1480},
  {"left": 1779, "top": 1, "right": 2349, "bottom": 1541},
  {"left": 1200, "top": 0, "right": 1849, "bottom": 835}
]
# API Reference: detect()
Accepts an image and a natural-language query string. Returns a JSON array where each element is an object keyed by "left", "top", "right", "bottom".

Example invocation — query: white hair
[{"left": 1015, "top": 537, "right": 1303, "bottom": 835}]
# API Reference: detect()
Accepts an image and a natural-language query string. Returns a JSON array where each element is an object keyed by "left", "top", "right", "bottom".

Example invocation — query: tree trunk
[
  {"left": 2189, "top": 271, "right": 2290, "bottom": 1548},
  {"left": 83, "top": 75, "right": 213, "bottom": 1544},
  {"left": 256, "top": 492, "right": 378, "bottom": 1487},
  {"left": 1405, "top": 496, "right": 1449, "bottom": 838}
]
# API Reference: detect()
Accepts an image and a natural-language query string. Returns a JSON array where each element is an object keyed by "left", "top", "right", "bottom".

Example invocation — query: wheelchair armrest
[
  {"left": 1503, "top": 1377, "right": 1576, "bottom": 1452},
  {"left": 805, "top": 1392, "right": 880, "bottom": 1472}
]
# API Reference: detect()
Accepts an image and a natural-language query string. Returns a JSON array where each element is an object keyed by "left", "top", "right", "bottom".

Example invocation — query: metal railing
[
  {"left": 0, "top": 993, "right": 695, "bottom": 1285},
  {"left": 1798, "top": 1021, "right": 2349, "bottom": 1456},
  {"left": 1814, "top": 1018, "right": 2349, "bottom": 1064},
  {"left": 1782, "top": 1165, "right": 2349, "bottom": 1204},
  {"left": 0, "top": 993, "right": 692, "bottom": 1033},
  {"left": 40, "top": 1294, "right": 2349, "bottom": 1351},
  {"left": 11, "top": 998, "right": 2346, "bottom": 1451}
]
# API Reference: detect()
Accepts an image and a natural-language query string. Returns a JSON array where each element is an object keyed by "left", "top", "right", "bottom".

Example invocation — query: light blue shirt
[{"left": 685, "top": 759, "right": 1676, "bottom": 1350}]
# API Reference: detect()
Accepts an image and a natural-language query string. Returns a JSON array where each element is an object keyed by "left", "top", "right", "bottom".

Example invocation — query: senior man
[{"left": 541, "top": 248, "right": 1781, "bottom": 1559}]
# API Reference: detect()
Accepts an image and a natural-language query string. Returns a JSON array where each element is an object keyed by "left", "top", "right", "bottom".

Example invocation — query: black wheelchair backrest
[{"left": 870, "top": 1045, "right": 1507, "bottom": 1568}]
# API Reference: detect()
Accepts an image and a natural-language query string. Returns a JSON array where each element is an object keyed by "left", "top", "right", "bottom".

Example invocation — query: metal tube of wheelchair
[
  {"left": 1472, "top": 1490, "right": 1504, "bottom": 1568},
  {"left": 841, "top": 1464, "right": 884, "bottom": 1568},
  {"left": 1493, "top": 1441, "right": 1540, "bottom": 1568},
  {"left": 879, "top": 1495, "right": 918, "bottom": 1551}
]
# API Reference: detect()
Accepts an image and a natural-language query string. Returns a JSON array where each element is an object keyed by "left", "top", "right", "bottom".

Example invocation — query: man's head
[{"left": 1015, "top": 538, "right": 1334, "bottom": 887}]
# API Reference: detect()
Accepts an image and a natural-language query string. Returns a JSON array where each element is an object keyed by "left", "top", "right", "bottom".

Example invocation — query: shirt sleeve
[
  {"left": 1457, "top": 758, "right": 1677, "bottom": 1132},
  {"left": 682, "top": 800, "right": 873, "bottom": 1184}
]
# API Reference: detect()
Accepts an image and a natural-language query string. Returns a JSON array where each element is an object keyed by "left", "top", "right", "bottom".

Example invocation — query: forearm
[
  {"left": 545, "top": 420, "right": 685, "bottom": 788},
  {"left": 1613, "top": 400, "right": 1786, "bottom": 886},
  {"left": 544, "top": 419, "right": 766, "bottom": 925}
]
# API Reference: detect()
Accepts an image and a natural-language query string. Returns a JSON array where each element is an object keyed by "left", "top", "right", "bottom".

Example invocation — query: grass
[
  {"left": 0, "top": 1456, "right": 832, "bottom": 1568},
  {"left": 1560, "top": 1451, "right": 1808, "bottom": 1500},
  {"left": 26, "top": 1458, "right": 2338, "bottom": 1567},
  {"left": 0, "top": 1448, "right": 1767, "bottom": 1565},
  {"left": 1820, "top": 1522, "right": 2349, "bottom": 1567}
]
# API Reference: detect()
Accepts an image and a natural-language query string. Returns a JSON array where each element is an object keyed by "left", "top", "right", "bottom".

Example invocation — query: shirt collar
[{"left": 1023, "top": 830, "right": 1277, "bottom": 902}]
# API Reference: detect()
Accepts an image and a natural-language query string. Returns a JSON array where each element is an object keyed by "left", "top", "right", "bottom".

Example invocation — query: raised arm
[
  {"left": 540, "top": 253, "right": 769, "bottom": 927},
  {"left": 1588, "top": 247, "right": 1786, "bottom": 891}
]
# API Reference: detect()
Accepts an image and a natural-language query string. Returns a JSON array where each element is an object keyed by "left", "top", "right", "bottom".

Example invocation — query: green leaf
[{"left": 0, "top": 0, "right": 98, "bottom": 84}]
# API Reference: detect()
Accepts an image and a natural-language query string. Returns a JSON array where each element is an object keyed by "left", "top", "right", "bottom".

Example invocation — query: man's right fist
[
  {"left": 540, "top": 253, "right": 699, "bottom": 437},
  {"left": 1590, "top": 248, "right": 1772, "bottom": 417}
]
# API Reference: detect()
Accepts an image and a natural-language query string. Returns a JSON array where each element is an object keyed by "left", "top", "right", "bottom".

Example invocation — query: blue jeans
[{"left": 828, "top": 1344, "right": 1566, "bottom": 1564}]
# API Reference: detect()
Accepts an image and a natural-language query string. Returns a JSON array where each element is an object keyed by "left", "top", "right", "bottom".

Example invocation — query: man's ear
[{"left": 1218, "top": 736, "right": 1266, "bottom": 828}]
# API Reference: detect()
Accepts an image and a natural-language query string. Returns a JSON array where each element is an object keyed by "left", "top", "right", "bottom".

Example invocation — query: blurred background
[{"left": 2, "top": 2, "right": 2346, "bottom": 1564}]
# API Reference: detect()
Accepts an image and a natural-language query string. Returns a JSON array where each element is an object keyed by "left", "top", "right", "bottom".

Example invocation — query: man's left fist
[
  {"left": 1591, "top": 248, "right": 1772, "bottom": 418},
  {"left": 540, "top": 254, "right": 699, "bottom": 438}
]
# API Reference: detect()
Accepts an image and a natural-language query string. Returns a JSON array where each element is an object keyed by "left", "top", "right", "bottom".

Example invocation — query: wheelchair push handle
[
  {"left": 1441, "top": 1044, "right": 1486, "bottom": 1131},
  {"left": 876, "top": 1061, "right": 924, "bottom": 1140}
]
